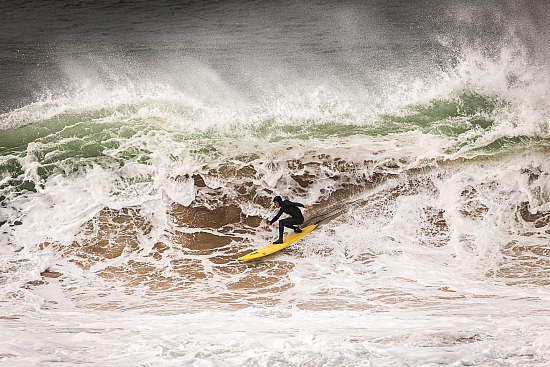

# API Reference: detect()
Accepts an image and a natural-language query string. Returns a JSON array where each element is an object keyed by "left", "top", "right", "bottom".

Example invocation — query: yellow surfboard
[{"left": 237, "top": 224, "right": 318, "bottom": 261}]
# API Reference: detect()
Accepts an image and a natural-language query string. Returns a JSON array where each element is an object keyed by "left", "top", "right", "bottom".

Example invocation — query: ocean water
[{"left": 1, "top": 1, "right": 549, "bottom": 366}]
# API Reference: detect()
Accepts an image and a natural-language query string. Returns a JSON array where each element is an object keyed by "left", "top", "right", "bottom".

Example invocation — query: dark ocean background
[{"left": 2, "top": 0, "right": 548, "bottom": 112}]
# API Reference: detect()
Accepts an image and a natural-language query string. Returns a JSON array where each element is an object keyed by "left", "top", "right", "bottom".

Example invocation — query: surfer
[{"left": 264, "top": 196, "right": 312, "bottom": 244}]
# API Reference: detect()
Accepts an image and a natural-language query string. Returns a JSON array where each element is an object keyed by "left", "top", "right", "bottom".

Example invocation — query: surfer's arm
[
  {"left": 290, "top": 201, "right": 312, "bottom": 210},
  {"left": 263, "top": 209, "right": 282, "bottom": 230},
  {"left": 269, "top": 209, "right": 284, "bottom": 225}
]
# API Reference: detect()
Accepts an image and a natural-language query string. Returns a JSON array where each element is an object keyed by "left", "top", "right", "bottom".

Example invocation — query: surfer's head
[{"left": 273, "top": 196, "right": 283, "bottom": 207}]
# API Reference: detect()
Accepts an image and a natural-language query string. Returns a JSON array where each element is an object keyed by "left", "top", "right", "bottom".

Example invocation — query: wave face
[{"left": 1, "top": 1, "right": 550, "bottom": 366}]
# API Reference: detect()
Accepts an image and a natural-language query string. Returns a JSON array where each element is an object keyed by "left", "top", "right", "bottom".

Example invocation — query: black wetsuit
[{"left": 269, "top": 200, "right": 305, "bottom": 241}]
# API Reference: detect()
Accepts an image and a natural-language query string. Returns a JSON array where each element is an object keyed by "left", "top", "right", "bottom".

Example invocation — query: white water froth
[
  {"left": 0, "top": 296, "right": 548, "bottom": 366},
  {"left": 3, "top": 146, "right": 550, "bottom": 366}
]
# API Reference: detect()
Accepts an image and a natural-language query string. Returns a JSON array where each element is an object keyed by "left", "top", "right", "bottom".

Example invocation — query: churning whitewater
[{"left": 1, "top": 1, "right": 549, "bottom": 366}]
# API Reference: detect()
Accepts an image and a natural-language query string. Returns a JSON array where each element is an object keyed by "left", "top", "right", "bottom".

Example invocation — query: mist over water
[{"left": 1, "top": 1, "right": 549, "bottom": 366}]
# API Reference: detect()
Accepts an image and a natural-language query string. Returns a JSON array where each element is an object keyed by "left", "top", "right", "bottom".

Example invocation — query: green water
[{"left": 0, "top": 89, "right": 535, "bottom": 200}]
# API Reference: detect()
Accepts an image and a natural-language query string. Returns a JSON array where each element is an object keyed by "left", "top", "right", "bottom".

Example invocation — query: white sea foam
[{"left": 9, "top": 141, "right": 550, "bottom": 367}]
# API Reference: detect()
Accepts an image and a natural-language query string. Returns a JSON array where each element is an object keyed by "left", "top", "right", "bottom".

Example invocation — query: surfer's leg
[
  {"left": 277, "top": 220, "right": 286, "bottom": 241},
  {"left": 273, "top": 219, "right": 289, "bottom": 243},
  {"left": 276, "top": 218, "right": 296, "bottom": 242},
  {"left": 282, "top": 217, "right": 303, "bottom": 234},
  {"left": 290, "top": 216, "right": 303, "bottom": 232},
  {"left": 291, "top": 222, "right": 302, "bottom": 233}
]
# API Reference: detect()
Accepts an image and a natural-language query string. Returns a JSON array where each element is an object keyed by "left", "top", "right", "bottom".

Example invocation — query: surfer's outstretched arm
[{"left": 264, "top": 209, "right": 283, "bottom": 229}]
